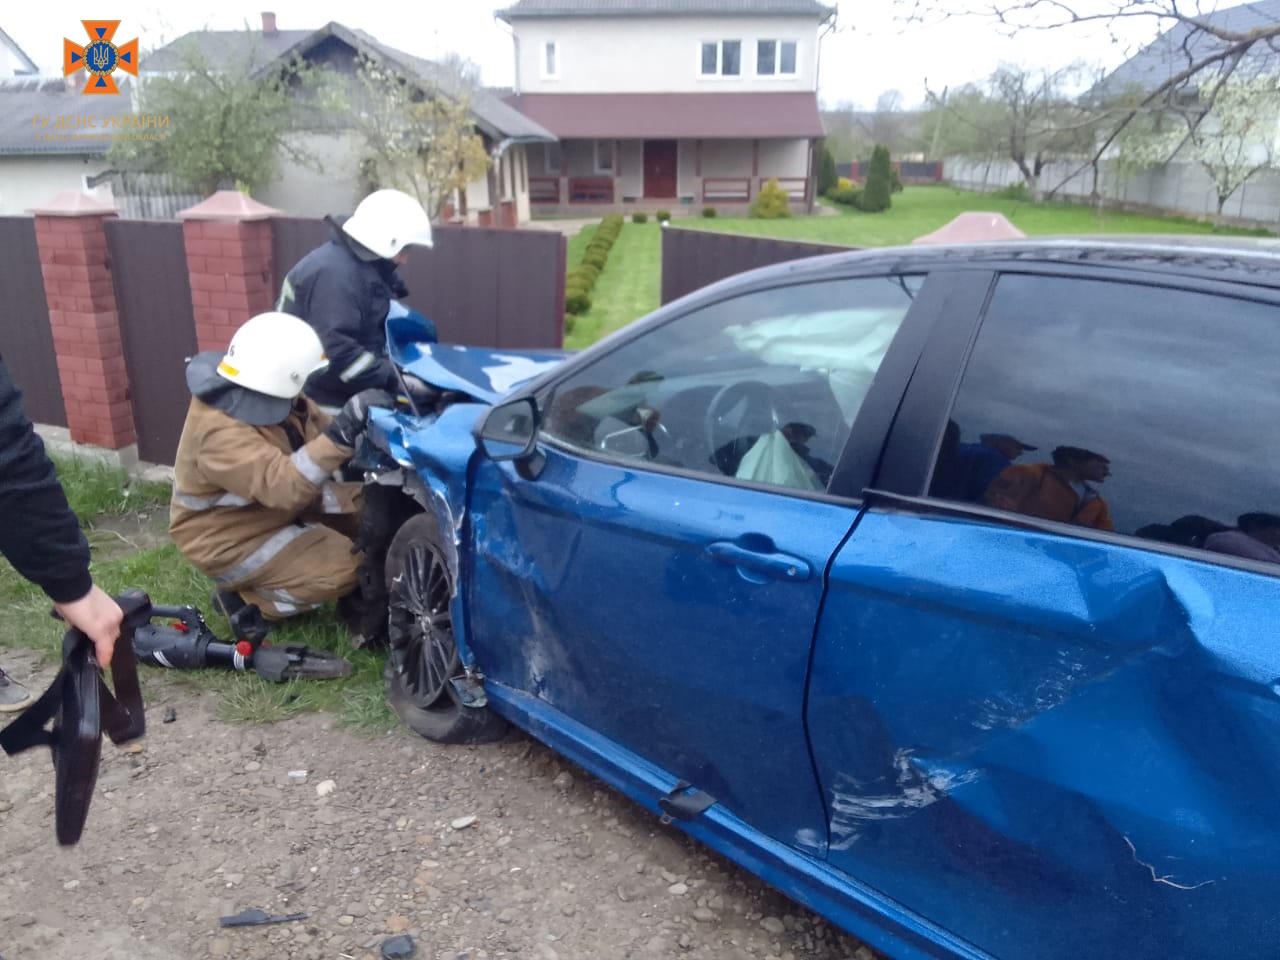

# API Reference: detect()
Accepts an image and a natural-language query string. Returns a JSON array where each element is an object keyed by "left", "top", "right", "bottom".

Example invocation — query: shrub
[
  {"left": 576, "top": 263, "right": 601, "bottom": 287},
  {"left": 827, "top": 185, "right": 861, "bottom": 206},
  {"left": 701, "top": 206, "right": 718, "bottom": 218},
  {"left": 564, "top": 312, "right": 576, "bottom": 335},
  {"left": 561, "top": 213, "right": 626, "bottom": 317},
  {"left": 565, "top": 289, "right": 592, "bottom": 315},
  {"left": 992, "top": 182, "right": 1031, "bottom": 202},
  {"left": 817, "top": 144, "right": 838, "bottom": 197},
  {"left": 655, "top": 209, "right": 671, "bottom": 222},
  {"left": 582, "top": 250, "right": 608, "bottom": 270},
  {"left": 632, "top": 211, "right": 649, "bottom": 224},
  {"left": 858, "top": 145, "right": 893, "bottom": 213},
  {"left": 750, "top": 179, "right": 792, "bottom": 219},
  {"left": 890, "top": 168, "right": 904, "bottom": 194}
]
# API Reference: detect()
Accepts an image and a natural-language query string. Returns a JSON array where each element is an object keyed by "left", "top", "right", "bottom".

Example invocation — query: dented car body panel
[{"left": 363, "top": 240, "right": 1280, "bottom": 960}]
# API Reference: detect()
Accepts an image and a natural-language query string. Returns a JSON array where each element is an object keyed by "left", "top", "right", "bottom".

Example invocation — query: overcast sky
[{"left": 6, "top": 1, "right": 1169, "bottom": 110}]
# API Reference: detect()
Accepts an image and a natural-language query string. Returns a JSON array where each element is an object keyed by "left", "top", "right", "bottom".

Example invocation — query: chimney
[{"left": 261, "top": 12, "right": 277, "bottom": 35}]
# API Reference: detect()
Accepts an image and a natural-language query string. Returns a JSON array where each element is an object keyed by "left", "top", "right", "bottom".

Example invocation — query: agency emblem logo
[{"left": 64, "top": 20, "right": 139, "bottom": 95}]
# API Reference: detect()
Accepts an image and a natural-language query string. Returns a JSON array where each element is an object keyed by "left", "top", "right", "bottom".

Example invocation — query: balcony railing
[
  {"left": 702, "top": 178, "right": 751, "bottom": 202},
  {"left": 529, "top": 176, "right": 559, "bottom": 204}
]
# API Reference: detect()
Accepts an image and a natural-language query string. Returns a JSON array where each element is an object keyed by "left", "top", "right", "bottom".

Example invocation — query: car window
[
  {"left": 542, "top": 275, "right": 923, "bottom": 492},
  {"left": 930, "top": 272, "right": 1280, "bottom": 564}
]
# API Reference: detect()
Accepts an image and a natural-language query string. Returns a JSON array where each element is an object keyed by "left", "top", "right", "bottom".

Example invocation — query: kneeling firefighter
[{"left": 168, "top": 311, "right": 394, "bottom": 642}]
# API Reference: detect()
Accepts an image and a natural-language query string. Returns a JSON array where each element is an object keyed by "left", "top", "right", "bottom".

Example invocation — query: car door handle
[{"left": 706, "top": 541, "right": 811, "bottom": 582}]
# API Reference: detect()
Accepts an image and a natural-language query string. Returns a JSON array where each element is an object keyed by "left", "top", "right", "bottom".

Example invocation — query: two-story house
[{"left": 497, "top": 0, "right": 837, "bottom": 216}]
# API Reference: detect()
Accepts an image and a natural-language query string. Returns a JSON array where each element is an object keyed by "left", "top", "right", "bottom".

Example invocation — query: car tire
[{"left": 383, "top": 513, "right": 509, "bottom": 744}]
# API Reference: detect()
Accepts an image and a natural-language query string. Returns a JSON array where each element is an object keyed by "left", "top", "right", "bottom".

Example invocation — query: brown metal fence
[
  {"left": 105, "top": 220, "right": 199, "bottom": 465},
  {"left": 272, "top": 219, "right": 568, "bottom": 349},
  {"left": 660, "top": 228, "right": 853, "bottom": 306},
  {"left": 0, "top": 217, "right": 66, "bottom": 427}
]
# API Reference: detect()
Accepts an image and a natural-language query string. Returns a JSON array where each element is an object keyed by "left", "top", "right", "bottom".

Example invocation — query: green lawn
[{"left": 559, "top": 185, "right": 1272, "bottom": 347}]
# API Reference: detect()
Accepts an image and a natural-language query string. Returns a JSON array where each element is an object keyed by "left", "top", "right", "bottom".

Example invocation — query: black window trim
[
  {"left": 871, "top": 260, "right": 1280, "bottom": 577},
  {"left": 528, "top": 264, "right": 948, "bottom": 504}
]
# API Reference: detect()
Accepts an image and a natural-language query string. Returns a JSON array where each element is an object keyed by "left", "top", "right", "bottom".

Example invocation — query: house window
[
  {"left": 757, "top": 40, "right": 797, "bottom": 76},
  {"left": 544, "top": 142, "right": 561, "bottom": 174},
  {"left": 595, "top": 140, "right": 615, "bottom": 174},
  {"left": 543, "top": 40, "right": 559, "bottom": 78},
  {"left": 699, "top": 40, "right": 741, "bottom": 77}
]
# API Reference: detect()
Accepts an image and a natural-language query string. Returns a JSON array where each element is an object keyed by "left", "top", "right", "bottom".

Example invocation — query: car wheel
[{"left": 383, "top": 513, "right": 509, "bottom": 744}]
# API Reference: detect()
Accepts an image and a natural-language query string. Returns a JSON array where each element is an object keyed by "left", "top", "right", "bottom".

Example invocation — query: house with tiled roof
[
  {"left": 136, "top": 14, "right": 556, "bottom": 224},
  {"left": 497, "top": 0, "right": 837, "bottom": 215},
  {"left": 1090, "top": 0, "right": 1280, "bottom": 103},
  {"left": 0, "top": 26, "right": 39, "bottom": 78}
]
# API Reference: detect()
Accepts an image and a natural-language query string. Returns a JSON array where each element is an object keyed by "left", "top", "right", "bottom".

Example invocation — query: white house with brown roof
[{"left": 497, "top": 0, "right": 836, "bottom": 215}]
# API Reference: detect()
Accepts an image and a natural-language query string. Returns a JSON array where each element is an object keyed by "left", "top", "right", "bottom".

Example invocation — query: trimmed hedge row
[{"left": 566, "top": 214, "right": 624, "bottom": 315}]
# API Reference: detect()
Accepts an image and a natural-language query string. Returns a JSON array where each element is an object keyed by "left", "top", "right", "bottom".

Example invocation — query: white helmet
[
  {"left": 216, "top": 312, "right": 329, "bottom": 399},
  {"left": 342, "top": 189, "right": 434, "bottom": 260}
]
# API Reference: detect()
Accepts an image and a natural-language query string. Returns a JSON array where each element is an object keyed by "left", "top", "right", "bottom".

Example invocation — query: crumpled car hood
[{"left": 386, "top": 311, "right": 570, "bottom": 405}]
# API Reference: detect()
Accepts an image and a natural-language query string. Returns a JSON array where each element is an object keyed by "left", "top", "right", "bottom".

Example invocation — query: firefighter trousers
[{"left": 217, "top": 515, "right": 361, "bottom": 621}]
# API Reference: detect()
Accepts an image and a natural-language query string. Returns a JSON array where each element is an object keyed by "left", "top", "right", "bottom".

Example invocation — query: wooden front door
[{"left": 643, "top": 140, "right": 678, "bottom": 199}]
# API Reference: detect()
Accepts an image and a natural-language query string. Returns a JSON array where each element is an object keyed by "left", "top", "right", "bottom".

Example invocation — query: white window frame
[
  {"left": 541, "top": 40, "right": 559, "bottom": 79},
  {"left": 756, "top": 39, "right": 798, "bottom": 77},
  {"left": 698, "top": 39, "right": 743, "bottom": 78},
  {"left": 594, "top": 139, "right": 615, "bottom": 175}
]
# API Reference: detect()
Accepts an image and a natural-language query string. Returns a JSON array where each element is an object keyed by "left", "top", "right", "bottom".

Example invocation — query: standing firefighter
[
  {"left": 276, "top": 188, "right": 435, "bottom": 412},
  {"left": 168, "top": 312, "right": 393, "bottom": 639}
]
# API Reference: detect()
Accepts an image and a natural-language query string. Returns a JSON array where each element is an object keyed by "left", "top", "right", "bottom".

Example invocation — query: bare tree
[
  {"left": 924, "top": 62, "right": 1103, "bottom": 199},
  {"left": 897, "top": 0, "right": 1280, "bottom": 197},
  {"left": 350, "top": 52, "right": 491, "bottom": 220}
]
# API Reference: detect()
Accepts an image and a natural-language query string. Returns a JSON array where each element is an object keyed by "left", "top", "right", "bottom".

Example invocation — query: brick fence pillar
[
  {"left": 29, "top": 191, "right": 136, "bottom": 452},
  {"left": 178, "top": 190, "right": 280, "bottom": 353}
]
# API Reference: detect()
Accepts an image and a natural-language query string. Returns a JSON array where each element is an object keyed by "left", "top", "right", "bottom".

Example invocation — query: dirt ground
[{"left": 0, "top": 653, "right": 876, "bottom": 960}]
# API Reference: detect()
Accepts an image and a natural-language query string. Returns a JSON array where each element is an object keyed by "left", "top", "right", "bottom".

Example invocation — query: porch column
[
  {"left": 178, "top": 190, "right": 280, "bottom": 353},
  {"left": 29, "top": 191, "right": 136, "bottom": 453}
]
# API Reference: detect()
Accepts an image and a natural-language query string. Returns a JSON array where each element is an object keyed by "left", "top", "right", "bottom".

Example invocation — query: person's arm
[
  {"left": 0, "top": 359, "right": 122, "bottom": 666},
  {"left": 195, "top": 417, "right": 353, "bottom": 514},
  {"left": 304, "top": 271, "right": 399, "bottom": 394}
]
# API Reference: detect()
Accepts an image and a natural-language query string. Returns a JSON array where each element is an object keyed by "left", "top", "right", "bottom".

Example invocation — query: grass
[
  {"left": 0, "top": 452, "right": 397, "bottom": 735},
  {"left": 564, "top": 221, "right": 664, "bottom": 350},
  {"left": 556, "top": 184, "right": 1274, "bottom": 346}
]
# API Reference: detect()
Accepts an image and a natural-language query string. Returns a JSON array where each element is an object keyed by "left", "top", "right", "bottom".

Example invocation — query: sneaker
[{"left": 0, "top": 667, "right": 35, "bottom": 713}]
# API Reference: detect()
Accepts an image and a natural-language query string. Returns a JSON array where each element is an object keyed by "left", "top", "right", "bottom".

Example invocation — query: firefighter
[
  {"left": 275, "top": 188, "right": 436, "bottom": 413},
  {"left": 168, "top": 311, "right": 394, "bottom": 636}
]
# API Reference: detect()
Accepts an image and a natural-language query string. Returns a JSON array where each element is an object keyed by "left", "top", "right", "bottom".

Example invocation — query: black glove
[{"left": 324, "top": 389, "right": 396, "bottom": 448}]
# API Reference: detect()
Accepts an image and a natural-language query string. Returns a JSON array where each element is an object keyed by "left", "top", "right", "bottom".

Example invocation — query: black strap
[{"left": 0, "top": 589, "right": 150, "bottom": 846}]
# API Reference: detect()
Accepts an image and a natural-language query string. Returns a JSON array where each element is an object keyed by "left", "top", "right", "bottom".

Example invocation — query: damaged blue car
[{"left": 354, "top": 237, "right": 1280, "bottom": 960}]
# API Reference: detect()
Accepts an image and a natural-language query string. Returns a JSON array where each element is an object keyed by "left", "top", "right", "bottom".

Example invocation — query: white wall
[
  {"left": 258, "top": 132, "right": 362, "bottom": 217},
  {"left": 0, "top": 155, "right": 114, "bottom": 215},
  {"left": 513, "top": 16, "right": 821, "bottom": 94},
  {"left": 0, "top": 43, "right": 35, "bottom": 78},
  {"left": 944, "top": 155, "right": 1280, "bottom": 224}
]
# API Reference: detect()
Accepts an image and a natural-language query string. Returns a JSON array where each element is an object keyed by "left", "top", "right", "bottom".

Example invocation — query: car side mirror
[{"left": 478, "top": 397, "right": 539, "bottom": 462}]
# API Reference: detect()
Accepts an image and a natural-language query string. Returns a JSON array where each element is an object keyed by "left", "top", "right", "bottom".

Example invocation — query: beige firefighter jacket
[{"left": 169, "top": 396, "right": 362, "bottom": 582}]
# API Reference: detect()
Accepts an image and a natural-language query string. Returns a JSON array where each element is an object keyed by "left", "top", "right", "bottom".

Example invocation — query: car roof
[{"left": 699, "top": 233, "right": 1280, "bottom": 298}]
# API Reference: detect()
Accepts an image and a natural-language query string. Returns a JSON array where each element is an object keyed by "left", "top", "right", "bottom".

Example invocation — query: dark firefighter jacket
[
  {"left": 0, "top": 356, "right": 93, "bottom": 604},
  {"left": 275, "top": 218, "right": 409, "bottom": 408}
]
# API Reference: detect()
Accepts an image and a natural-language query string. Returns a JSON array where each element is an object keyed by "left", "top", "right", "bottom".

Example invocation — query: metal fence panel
[
  {"left": 273, "top": 219, "right": 567, "bottom": 350},
  {"left": 660, "top": 228, "right": 851, "bottom": 305},
  {"left": 105, "top": 219, "right": 199, "bottom": 465},
  {"left": 0, "top": 217, "right": 65, "bottom": 426}
]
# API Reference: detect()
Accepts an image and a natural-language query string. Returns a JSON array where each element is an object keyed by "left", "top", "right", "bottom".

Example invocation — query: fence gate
[
  {"left": 0, "top": 217, "right": 66, "bottom": 427},
  {"left": 660, "top": 228, "right": 852, "bottom": 305},
  {"left": 105, "top": 220, "right": 199, "bottom": 465}
]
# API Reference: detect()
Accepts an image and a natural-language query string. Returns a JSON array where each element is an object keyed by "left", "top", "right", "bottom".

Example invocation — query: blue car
[{"left": 356, "top": 237, "right": 1280, "bottom": 960}]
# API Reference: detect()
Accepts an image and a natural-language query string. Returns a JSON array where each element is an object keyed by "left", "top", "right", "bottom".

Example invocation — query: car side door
[
  {"left": 806, "top": 264, "right": 1280, "bottom": 959},
  {"left": 462, "top": 267, "right": 935, "bottom": 853}
]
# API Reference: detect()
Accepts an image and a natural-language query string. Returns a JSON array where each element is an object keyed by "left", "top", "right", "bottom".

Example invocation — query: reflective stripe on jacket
[{"left": 168, "top": 396, "right": 361, "bottom": 581}]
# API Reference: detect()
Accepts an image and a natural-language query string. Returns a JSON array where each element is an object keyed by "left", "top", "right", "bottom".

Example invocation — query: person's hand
[
  {"left": 324, "top": 389, "right": 396, "bottom": 448},
  {"left": 400, "top": 374, "right": 440, "bottom": 407},
  {"left": 54, "top": 585, "right": 123, "bottom": 669}
]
